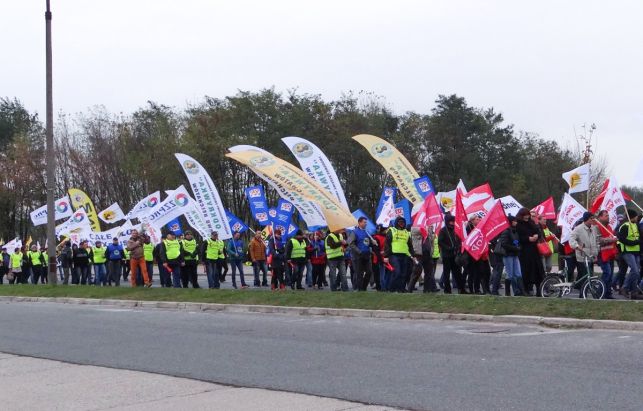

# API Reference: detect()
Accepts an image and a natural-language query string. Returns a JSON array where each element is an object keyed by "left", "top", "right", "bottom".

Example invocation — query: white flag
[
  {"left": 562, "top": 164, "right": 590, "bottom": 194},
  {"left": 376, "top": 196, "right": 396, "bottom": 228},
  {"left": 140, "top": 185, "right": 194, "bottom": 229},
  {"left": 56, "top": 207, "right": 93, "bottom": 237},
  {"left": 175, "top": 153, "right": 232, "bottom": 240},
  {"left": 98, "top": 202, "right": 126, "bottom": 224},
  {"left": 3, "top": 238, "right": 22, "bottom": 253},
  {"left": 499, "top": 195, "right": 523, "bottom": 218},
  {"left": 126, "top": 191, "right": 161, "bottom": 221},
  {"left": 281, "top": 136, "right": 350, "bottom": 211},
  {"left": 557, "top": 193, "right": 587, "bottom": 243},
  {"left": 29, "top": 195, "right": 74, "bottom": 226},
  {"left": 599, "top": 178, "right": 627, "bottom": 229}
]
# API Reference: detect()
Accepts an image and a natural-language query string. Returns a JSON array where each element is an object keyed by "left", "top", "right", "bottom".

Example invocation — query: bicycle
[{"left": 540, "top": 256, "right": 605, "bottom": 299}]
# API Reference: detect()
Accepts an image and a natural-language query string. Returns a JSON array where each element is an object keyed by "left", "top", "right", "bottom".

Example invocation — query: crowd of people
[{"left": 1, "top": 207, "right": 641, "bottom": 300}]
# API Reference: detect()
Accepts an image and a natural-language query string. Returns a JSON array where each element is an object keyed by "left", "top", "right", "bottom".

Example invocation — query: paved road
[{"left": 0, "top": 302, "right": 641, "bottom": 411}]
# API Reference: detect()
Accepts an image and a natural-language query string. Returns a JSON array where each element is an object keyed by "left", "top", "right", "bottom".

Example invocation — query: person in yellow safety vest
[
  {"left": 325, "top": 229, "right": 349, "bottom": 291},
  {"left": 617, "top": 209, "right": 641, "bottom": 299},
  {"left": 202, "top": 231, "right": 224, "bottom": 289},
  {"left": 160, "top": 232, "right": 184, "bottom": 288},
  {"left": 384, "top": 216, "right": 413, "bottom": 293},
  {"left": 28, "top": 244, "right": 46, "bottom": 285},
  {"left": 143, "top": 237, "right": 155, "bottom": 286},
  {"left": 9, "top": 247, "right": 24, "bottom": 284},
  {"left": 90, "top": 240, "right": 108, "bottom": 286},
  {"left": 286, "top": 230, "right": 309, "bottom": 290},
  {"left": 122, "top": 247, "right": 131, "bottom": 283},
  {"left": 181, "top": 231, "right": 200, "bottom": 288},
  {"left": 539, "top": 216, "right": 556, "bottom": 273}
]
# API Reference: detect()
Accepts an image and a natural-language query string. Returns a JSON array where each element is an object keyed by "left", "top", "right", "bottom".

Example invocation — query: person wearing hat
[
  {"left": 286, "top": 229, "right": 309, "bottom": 290},
  {"left": 569, "top": 211, "right": 600, "bottom": 297},
  {"left": 90, "top": 240, "right": 108, "bottom": 286},
  {"left": 160, "top": 231, "right": 184, "bottom": 288},
  {"left": 617, "top": 209, "right": 641, "bottom": 299},
  {"left": 181, "top": 230, "right": 201, "bottom": 288},
  {"left": 106, "top": 237, "right": 124, "bottom": 286},
  {"left": 438, "top": 213, "right": 464, "bottom": 294},
  {"left": 384, "top": 216, "right": 413, "bottom": 292}
]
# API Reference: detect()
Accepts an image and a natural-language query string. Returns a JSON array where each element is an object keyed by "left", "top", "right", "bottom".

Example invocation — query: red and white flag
[
  {"left": 461, "top": 183, "right": 495, "bottom": 216},
  {"left": 598, "top": 178, "right": 627, "bottom": 229},
  {"left": 376, "top": 196, "right": 396, "bottom": 228},
  {"left": 590, "top": 178, "right": 631, "bottom": 213},
  {"left": 557, "top": 193, "right": 587, "bottom": 243},
  {"left": 412, "top": 192, "right": 442, "bottom": 228},
  {"left": 454, "top": 189, "right": 468, "bottom": 242},
  {"left": 463, "top": 200, "right": 509, "bottom": 261},
  {"left": 531, "top": 196, "right": 556, "bottom": 220}
]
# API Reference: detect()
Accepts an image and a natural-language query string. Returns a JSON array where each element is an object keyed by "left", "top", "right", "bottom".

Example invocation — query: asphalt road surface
[{"left": 0, "top": 302, "right": 641, "bottom": 411}]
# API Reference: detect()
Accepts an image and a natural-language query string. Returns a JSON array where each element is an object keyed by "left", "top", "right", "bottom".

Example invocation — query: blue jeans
[
  {"left": 622, "top": 253, "right": 641, "bottom": 293},
  {"left": 598, "top": 259, "right": 613, "bottom": 296},
  {"left": 253, "top": 261, "right": 268, "bottom": 285},
  {"left": 305, "top": 261, "right": 313, "bottom": 286},
  {"left": 389, "top": 255, "right": 409, "bottom": 292},
  {"left": 503, "top": 256, "right": 523, "bottom": 296},
  {"left": 376, "top": 262, "right": 389, "bottom": 291},
  {"left": 167, "top": 261, "right": 182, "bottom": 288},
  {"left": 206, "top": 260, "right": 220, "bottom": 289},
  {"left": 327, "top": 259, "right": 348, "bottom": 291},
  {"left": 490, "top": 258, "right": 505, "bottom": 295},
  {"left": 230, "top": 259, "right": 246, "bottom": 287},
  {"left": 93, "top": 264, "right": 107, "bottom": 286}
]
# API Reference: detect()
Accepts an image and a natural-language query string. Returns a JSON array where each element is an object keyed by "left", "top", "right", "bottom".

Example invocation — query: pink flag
[
  {"left": 531, "top": 196, "right": 556, "bottom": 220},
  {"left": 454, "top": 189, "right": 468, "bottom": 242},
  {"left": 463, "top": 200, "right": 509, "bottom": 261},
  {"left": 462, "top": 183, "right": 495, "bottom": 215}
]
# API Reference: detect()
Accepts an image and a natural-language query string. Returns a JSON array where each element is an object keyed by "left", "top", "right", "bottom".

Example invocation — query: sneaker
[
  {"left": 241, "top": 285, "right": 249, "bottom": 289},
  {"left": 145, "top": 282, "right": 152, "bottom": 288}
]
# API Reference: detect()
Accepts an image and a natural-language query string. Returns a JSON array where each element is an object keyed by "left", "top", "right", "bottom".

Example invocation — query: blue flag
[
  {"left": 375, "top": 187, "right": 397, "bottom": 219},
  {"left": 283, "top": 223, "right": 299, "bottom": 240},
  {"left": 166, "top": 217, "right": 183, "bottom": 236},
  {"left": 413, "top": 176, "right": 435, "bottom": 200},
  {"left": 392, "top": 199, "right": 412, "bottom": 225},
  {"left": 225, "top": 209, "right": 249, "bottom": 234},
  {"left": 245, "top": 185, "right": 270, "bottom": 226},
  {"left": 349, "top": 209, "right": 376, "bottom": 235}
]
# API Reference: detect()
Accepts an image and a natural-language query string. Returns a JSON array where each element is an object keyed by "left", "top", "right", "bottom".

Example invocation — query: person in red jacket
[
  {"left": 309, "top": 231, "right": 327, "bottom": 289},
  {"left": 596, "top": 210, "right": 618, "bottom": 298},
  {"left": 372, "top": 225, "right": 388, "bottom": 291}
]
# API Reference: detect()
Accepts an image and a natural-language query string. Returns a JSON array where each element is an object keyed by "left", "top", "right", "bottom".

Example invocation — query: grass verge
[{"left": 0, "top": 285, "right": 641, "bottom": 322}]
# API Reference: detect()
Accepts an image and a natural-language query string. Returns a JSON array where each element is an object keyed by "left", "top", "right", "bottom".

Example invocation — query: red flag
[
  {"left": 454, "top": 189, "right": 468, "bottom": 242},
  {"left": 591, "top": 179, "right": 632, "bottom": 213},
  {"left": 461, "top": 183, "right": 494, "bottom": 215},
  {"left": 531, "top": 196, "right": 556, "bottom": 220},
  {"left": 412, "top": 192, "right": 443, "bottom": 228},
  {"left": 463, "top": 200, "right": 509, "bottom": 261}
]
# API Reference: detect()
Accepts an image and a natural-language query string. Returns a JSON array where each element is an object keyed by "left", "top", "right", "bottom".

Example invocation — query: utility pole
[{"left": 45, "top": 0, "right": 57, "bottom": 284}]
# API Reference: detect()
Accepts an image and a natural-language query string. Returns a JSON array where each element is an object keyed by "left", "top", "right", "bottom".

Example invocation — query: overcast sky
[{"left": 2, "top": 0, "right": 642, "bottom": 185}]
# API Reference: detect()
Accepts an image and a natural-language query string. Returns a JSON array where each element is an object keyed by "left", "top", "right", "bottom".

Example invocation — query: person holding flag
[
  {"left": 596, "top": 210, "right": 618, "bottom": 299},
  {"left": 516, "top": 208, "right": 545, "bottom": 296},
  {"left": 226, "top": 231, "right": 248, "bottom": 289},
  {"left": 384, "top": 216, "right": 413, "bottom": 293},
  {"left": 325, "top": 229, "right": 349, "bottom": 292},
  {"left": 181, "top": 231, "right": 201, "bottom": 288},
  {"left": 372, "top": 225, "right": 389, "bottom": 291},
  {"left": 438, "top": 214, "right": 464, "bottom": 294},
  {"left": 498, "top": 215, "right": 524, "bottom": 296},
  {"left": 268, "top": 229, "right": 287, "bottom": 290}
]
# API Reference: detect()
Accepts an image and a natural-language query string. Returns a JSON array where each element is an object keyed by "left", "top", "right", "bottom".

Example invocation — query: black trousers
[
  {"left": 271, "top": 261, "right": 285, "bottom": 288},
  {"left": 352, "top": 253, "right": 375, "bottom": 291},
  {"left": 182, "top": 261, "right": 199, "bottom": 288},
  {"left": 442, "top": 256, "right": 464, "bottom": 293}
]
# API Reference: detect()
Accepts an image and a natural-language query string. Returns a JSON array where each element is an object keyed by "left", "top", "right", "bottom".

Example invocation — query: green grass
[{"left": 1, "top": 285, "right": 642, "bottom": 322}]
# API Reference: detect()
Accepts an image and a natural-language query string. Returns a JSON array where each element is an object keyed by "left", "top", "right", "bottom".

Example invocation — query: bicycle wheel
[
  {"left": 581, "top": 278, "right": 605, "bottom": 299},
  {"left": 540, "top": 275, "right": 563, "bottom": 298}
]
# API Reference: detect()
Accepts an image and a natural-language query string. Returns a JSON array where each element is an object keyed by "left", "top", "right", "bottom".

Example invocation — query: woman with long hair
[{"left": 515, "top": 207, "right": 545, "bottom": 296}]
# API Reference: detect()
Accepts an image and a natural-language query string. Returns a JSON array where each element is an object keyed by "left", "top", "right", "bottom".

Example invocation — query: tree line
[{"left": 1, "top": 90, "right": 589, "bottom": 241}]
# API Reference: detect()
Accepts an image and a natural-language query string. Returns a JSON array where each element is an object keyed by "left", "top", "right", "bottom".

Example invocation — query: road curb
[{"left": 1, "top": 295, "right": 642, "bottom": 331}]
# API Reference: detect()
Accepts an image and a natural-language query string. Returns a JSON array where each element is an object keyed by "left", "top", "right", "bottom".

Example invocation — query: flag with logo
[
  {"left": 562, "top": 164, "right": 590, "bottom": 194},
  {"left": 412, "top": 192, "right": 443, "bottom": 229},
  {"left": 98, "top": 202, "right": 126, "bottom": 224},
  {"left": 140, "top": 185, "right": 194, "bottom": 228},
  {"left": 436, "top": 179, "right": 467, "bottom": 213},
  {"left": 463, "top": 200, "right": 509, "bottom": 261},
  {"left": 392, "top": 199, "right": 412, "bottom": 225},
  {"left": 598, "top": 178, "right": 627, "bottom": 229},
  {"left": 375, "top": 187, "right": 397, "bottom": 220},
  {"left": 531, "top": 197, "right": 556, "bottom": 220},
  {"left": 461, "top": 183, "right": 495, "bottom": 216},
  {"left": 557, "top": 193, "right": 587, "bottom": 243},
  {"left": 225, "top": 209, "right": 249, "bottom": 234},
  {"left": 126, "top": 191, "right": 161, "bottom": 221},
  {"left": 30, "top": 195, "right": 74, "bottom": 226},
  {"left": 165, "top": 217, "right": 183, "bottom": 236},
  {"left": 245, "top": 185, "right": 270, "bottom": 226},
  {"left": 413, "top": 176, "right": 435, "bottom": 200},
  {"left": 68, "top": 188, "right": 101, "bottom": 232},
  {"left": 454, "top": 189, "right": 468, "bottom": 241},
  {"left": 499, "top": 195, "right": 524, "bottom": 219},
  {"left": 56, "top": 207, "right": 93, "bottom": 236},
  {"left": 376, "top": 196, "right": 396, "bottom": 228},
  {"left": 590, "top": 178, "right": 632, "bottom": 213}
]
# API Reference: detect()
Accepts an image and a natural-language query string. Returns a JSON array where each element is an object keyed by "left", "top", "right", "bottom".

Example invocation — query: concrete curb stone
[{"left": 1, "top": 295, "right": 642, "bottom": 331}]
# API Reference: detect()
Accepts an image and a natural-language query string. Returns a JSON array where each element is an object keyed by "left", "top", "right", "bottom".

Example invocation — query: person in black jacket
[
  {"left": 438, "top": 214, "right": 465, "bottom": 294},
  {"left": 515, "top": 208, "right": 545, "bottom": 296},
  {"left": 499, "top": 215, "right": 524, "bottom": 296},
  {"left": 73, "top": 241, "right": 91, "bottom": 285}
]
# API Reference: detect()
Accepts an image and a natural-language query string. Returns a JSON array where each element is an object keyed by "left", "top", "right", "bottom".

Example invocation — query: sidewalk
[{"left": 0, "top": 353, "right": 399, "bottom": 411}]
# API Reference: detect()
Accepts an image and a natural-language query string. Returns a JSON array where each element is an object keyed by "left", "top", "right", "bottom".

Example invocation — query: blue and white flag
[
  {"left": 375, "top": 187, "right": 397, "bottom": 219},
  {"left": 166, "top": 217, "right": 183, "bottom": 236},
  {"left": 225, "top": 209, "right": 249, "bottom": 234},
  {"left": 245, "top": 185, "right": 270, "bottom": 226},
  {"left": 413, "top": 176, "right": 435, "bottom": 200},
  {"left": 392, "top": 199, "right": 412, "bottom": 225}
]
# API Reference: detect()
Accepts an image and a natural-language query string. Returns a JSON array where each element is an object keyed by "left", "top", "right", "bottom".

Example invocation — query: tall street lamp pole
[{"left": 45, "top": 0, "right": 57, "bottom": 284}]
